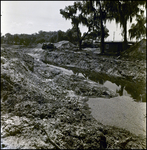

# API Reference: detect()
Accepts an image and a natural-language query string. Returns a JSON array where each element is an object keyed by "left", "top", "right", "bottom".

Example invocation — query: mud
[
  {"left": 87, "top": 96, "right": 146, "bottom": 136},
  {"left": 1, "top": 43, "right": 146, "bottom": 149}
]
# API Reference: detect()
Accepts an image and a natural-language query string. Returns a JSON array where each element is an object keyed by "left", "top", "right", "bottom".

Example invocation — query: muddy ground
[{"left": 1, "top": 42, "right": 146, "bottom": 149}]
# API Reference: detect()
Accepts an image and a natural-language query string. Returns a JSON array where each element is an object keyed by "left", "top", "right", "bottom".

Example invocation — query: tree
[
  {"left": 65, "top": 27, "right": 79, "bottom": 44},
  {"left": 35, "top": 37, "right": 45, "bottom": 44},
  {"left": 83, "top": 1, "right": 113, "bottom": 53},
  {"left": 57, "top": 30, "right": 68, "bottom": 42},
  {"left": 5, "top": 33, "right": 13, "bottom": 44},
  {"left": 60, "top": 1, "right": 94, "bottom": 50},
  {"left": 83, "top": 25, "right": 109, "bottom": 42},
  {"left": 13, "top": 34, "right": 20, "bottom": 44},
  {"left": 109, "top": 1, "right": 146, "bottom": 50},
  {"left": 129, "top": 15, "right": 146, "bottom": 41},
  {"left": 21, "top": 34, "right": 31, "bottom": 46}
]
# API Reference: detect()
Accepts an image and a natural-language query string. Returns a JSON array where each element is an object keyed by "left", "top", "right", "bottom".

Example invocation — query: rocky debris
[
  {"left": 21, "top": 53, "right": 34, "bottom": 71},
  {"left": 52, "top": 73, "right": 117, "bottom": 98},
  {"left": 103, "top": 126, "right": 146, "bottom": 149},
  {"left": 1, "top": 45, "right": 146, "bottom": 149},
  {"left": 40, "top": 49, "right": 146, "bottom": 83},
  {"left": 1, "top": 44, "right": 25, "bottom": 49},
  {"left": 36, "top": 43, "right": 42, "bottom": 48}
]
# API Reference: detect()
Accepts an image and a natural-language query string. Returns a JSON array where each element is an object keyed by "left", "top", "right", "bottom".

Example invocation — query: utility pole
[{"left": 113, "top": 32, "right": 115, "bottom": 41}]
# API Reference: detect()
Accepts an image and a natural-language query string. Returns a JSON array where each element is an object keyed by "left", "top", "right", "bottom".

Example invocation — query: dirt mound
[
  {"left": 121, "top": 39, "right": 146, "bottom": 60},
  {"left": 54, "top": 40, "right": 77, "bottom": 50},
  {"left": 36, "top": 43, "right": 42, "bottom": 48}
]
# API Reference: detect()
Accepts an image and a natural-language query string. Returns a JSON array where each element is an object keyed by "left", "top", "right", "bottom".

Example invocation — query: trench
[
  {"left": 57, "top": 66, "right": 146, "bottom": 136},
  {"left": 53, "top": 65, "right": 146, "bottom": 103},
  {"left": 26, "top": 49, "right": 146, "bottom": 136},
  {"left": 40, "top": 63, "right": 146, "bottom": 136},
  {"left": 27, "top": 48, "right": 146, "bottom": 102}
]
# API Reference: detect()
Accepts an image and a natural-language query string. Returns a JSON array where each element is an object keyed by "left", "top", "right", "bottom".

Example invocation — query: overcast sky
[{"left": 1, "top": 1, "right": 145, "bottom": 41}]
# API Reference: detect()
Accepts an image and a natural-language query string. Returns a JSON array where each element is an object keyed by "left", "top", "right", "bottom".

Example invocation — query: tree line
[
  {"left": 1, "top": 0, "right": 146, "bottom": 53},
  {"left": 1, "top": 29, "right": 81, "bottom": 46},
  {"left": 60, "top": 0, "right": 146, "bottom": 52}
]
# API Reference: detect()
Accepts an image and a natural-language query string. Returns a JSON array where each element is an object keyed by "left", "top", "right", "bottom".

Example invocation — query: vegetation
[
  {"left": 1, "top": 1, "right": 146, "bottom": 53},
  {"left": 60, "top": 0, "right": 146, "bottom": 52},
  {"left": 109, "top": 1, "right": 146, "bottom": 50},
  {"left": 60, "top": 1, "right": 110, "bottom": 51},
  {"left": 1, "top": 29, "right": 79, "bottom": 47},
  {"left": 82, "top": 1, "right": 114, "bottom": 53},
  {"left": 129, "top": 15, "right": 146, "bottom": 41}
]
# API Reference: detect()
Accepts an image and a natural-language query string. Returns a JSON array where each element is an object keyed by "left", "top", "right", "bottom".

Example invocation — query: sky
[{"left": 1, "top": 1, "right": 146, "bottom": 41}]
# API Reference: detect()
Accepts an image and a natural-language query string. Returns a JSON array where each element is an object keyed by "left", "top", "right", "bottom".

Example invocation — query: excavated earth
[{"left": 1, "top": 41, "right": 146, "bottom": 149}]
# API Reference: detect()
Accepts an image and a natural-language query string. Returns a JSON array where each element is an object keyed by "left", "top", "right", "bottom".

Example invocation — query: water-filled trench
[
  {"left": 27, "top": 48, "right": 146, "bottom": 102},
  {"left": 62, "top": 66, "right": 146, "bottom": 102}
]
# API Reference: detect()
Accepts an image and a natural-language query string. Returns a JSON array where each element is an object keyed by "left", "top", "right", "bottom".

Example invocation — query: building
[
  {"left": 104, "top": 41, "right": 135, "bottom": 53},
  {"left": 93, "top": 41, "right": 135, "bottom": 54}
]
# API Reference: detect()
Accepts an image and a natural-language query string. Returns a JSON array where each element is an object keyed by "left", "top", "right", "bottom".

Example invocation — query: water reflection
[
  {"left": 117, "top": 85, "right": 124, "bottom": 96},
  {"left": 71, "top": 68, "right": 146, "bottom": 102}
]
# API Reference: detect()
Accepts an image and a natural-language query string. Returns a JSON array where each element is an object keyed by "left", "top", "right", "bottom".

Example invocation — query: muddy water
[
  {"left": 86, "top": 72, "right": 146, "bottom": 102},
  {"left": 87, "top": 96, "right": 146, "bottom": 136},
  {"left": 56, "top": 66, "right": 146, "bottom": 136},
  {"left": 62, "top": 66, "right": 146, "bottom": 102}
]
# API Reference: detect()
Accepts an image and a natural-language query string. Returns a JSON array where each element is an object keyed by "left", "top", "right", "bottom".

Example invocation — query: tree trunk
[
  {"left": 101, "top": 23, "right": 105, "bottom": 54},
  {"left": 79, "top": 40, "right": 82, "bottom": 51},
  {"left": 99, "top": 2, "right": 105, "bottom": 54},
  {"left": 75, "top": 23, "right": 82, "bottom": 50},
  {"left": 123, "top": 18, "right": 128, "bottom": 51}
]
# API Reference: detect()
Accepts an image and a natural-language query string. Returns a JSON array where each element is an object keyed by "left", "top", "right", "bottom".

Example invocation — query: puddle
[
  {"left": 45, "top": 64, "right": 145, "bottom": 102},
  {"left": 87, "top": 96, "right": 146, "bottom": 136},
  {"left": 65, "top": 67, "right": 146, "bottom": 102},
  {"left": 87, "top": 72, "right": 146, "bottom": 102}
]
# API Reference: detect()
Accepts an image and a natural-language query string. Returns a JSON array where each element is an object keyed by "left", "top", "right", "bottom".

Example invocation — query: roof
[{"left": 104, "top": 41, "right": 136, "bottom": 43}]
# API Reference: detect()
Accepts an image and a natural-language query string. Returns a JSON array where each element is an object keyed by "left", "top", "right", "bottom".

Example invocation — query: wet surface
[
  {"left": 87, "top": 96, "right": 146, "bottom": 136},
  {"left": 86, "top": 72, "right": 146, "bottom": 102},
  {"left": 58, "top": 66, "right": 146, "bottom": 102}
]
